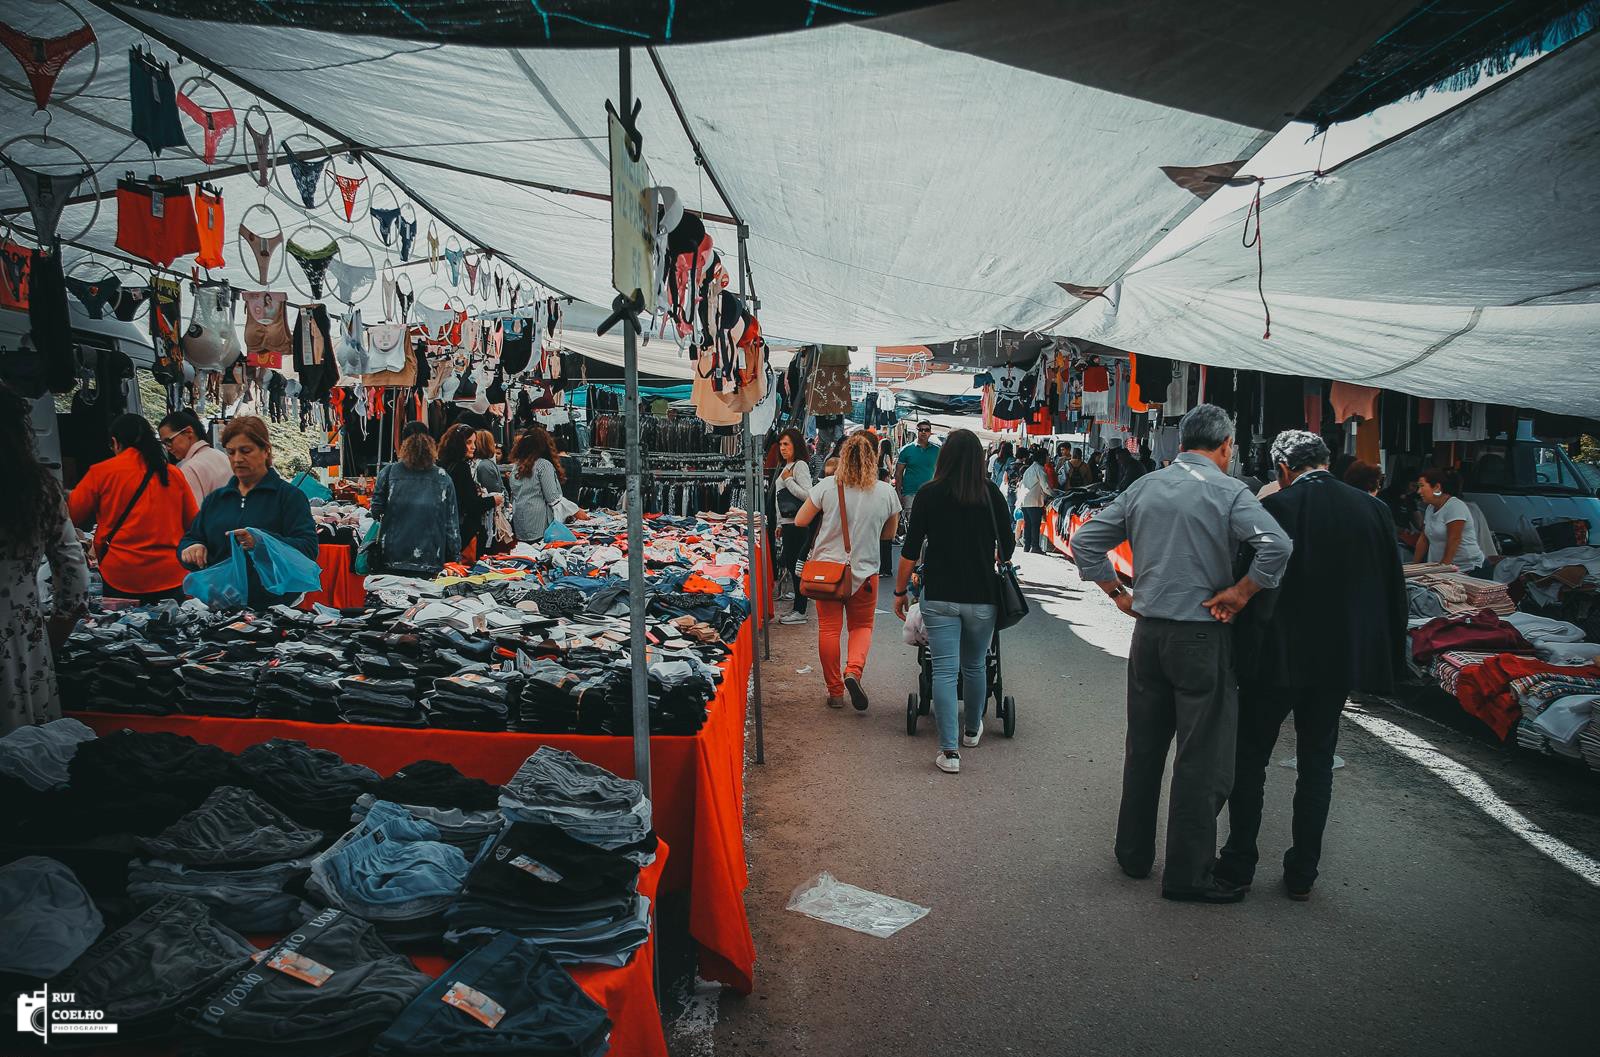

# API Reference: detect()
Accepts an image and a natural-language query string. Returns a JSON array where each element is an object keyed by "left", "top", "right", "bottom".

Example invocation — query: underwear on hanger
[
  {"left": 397, "top": 217, "right": 417, "bottom": 262},
  {"left": 380, "top": 266, "right": 397, "bottom": 320},
  {"left": 330, "top": 171, "right": 365, "bottom": 221},
  {"left": 412, "top": 303, "right": 456, "bottom": 341},
  {"left": 175, "top": 93, "right": 235, "bottom": 165},
  {"left": 325, "top": 258, "right": 373, "bottom": 302},
  {"left": 426, "top": 226, "right": 439, "bottom": 273},
  {"left": 0, "top": 156, "right": 89, "bottom": 246},
  {"left": 366, "top": 322, "right": 407, "bottom": 372},
  {"left": 63, "top": 274, "right": 120, "bottom": 319},
  {"left": 180, "top": 282, "right": 238, "bottom": 371},
  {"left": 193, "top": 185, "right": 226, "bottom": 269},
  {"left": 129, "top": 48, "right": 185, "bottom": 154},
  {"left": 112, "top": 284, "right": 150, "bottom": 322},
  {"left": 442, "top": 247, "right": 463, "bottom": 286},
  {"left": 0, "top": 21, "right": 96, "bottom": 111},
  {"left": 244, "top": 111, "right": 272, "bottom": 187},
  {"left": 334, "top": 306, "right": 368, "bottom": 376},
  {"left": 115, "top": 177, "right": 199, "bottom": 267},
  {"left": 287, "top": 237, "right": 337, "bottom": 298},
  {"left": 494, "top": 274, "right": 504, "bottom": 303},
  {"left": 396, "top": 287, "right": 414, "bottom": 319},
  {"left": 371, "top": 205, "right": 402, "bottom": 244},
  {"left": 239, "top": 223, "right": 283, "bottom": 284},
  {"left": 463, "top": 255, "right": 479, "bottom": 290},
  {"left": 242, "top": 290, "right": 290, "bottom": 366},
  {"left": 281, "top": 141, "right": 326, "bottom": 209}
]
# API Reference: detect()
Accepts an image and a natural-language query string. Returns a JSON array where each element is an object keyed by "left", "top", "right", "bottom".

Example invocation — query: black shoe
[
  {"left": 1284, "top": 877, "right": 1314, "bottom": 902},
  {"left": 1211, "top": 859, "right": 1253, "bottom": 893},
  {"left": 1118, "top": 859, "right": 1152, "bottom": 880},
  {"left": 843, "top": 674, "right": 869, "bottom": 711},
  {"left": 1161, "top": 878, "right": 1247, "bottom": 904}
]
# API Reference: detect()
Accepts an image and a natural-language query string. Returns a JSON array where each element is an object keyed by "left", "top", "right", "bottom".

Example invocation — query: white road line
[
  {"left": 1347, "top": 710, "right": 1600, "bottom": 888},
  {"left": 670, "top": 976, "right": 721, "bottom": 1057}
]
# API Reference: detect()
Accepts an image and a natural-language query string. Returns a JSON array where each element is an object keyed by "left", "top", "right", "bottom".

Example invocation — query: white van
[
  {"left": 1463, "top": 420, "right": 1600, "bottom": 553},
  {"left": 0, "top": 303, "right": 157, "bottom": 481}
]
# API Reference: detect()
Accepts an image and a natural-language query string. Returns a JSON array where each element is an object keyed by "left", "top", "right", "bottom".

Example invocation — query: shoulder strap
[
  {"left": 836, "top": 477, "right": 851, "bottom": 553},
  {"left": 985, "top": 484, "right": 1007, "bottom": 568},
  {"left": 99, "top": 465, "right": 157, "bottom": 556}
]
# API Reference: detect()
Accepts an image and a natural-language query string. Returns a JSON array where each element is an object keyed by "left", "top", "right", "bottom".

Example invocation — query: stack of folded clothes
[
  {"left": 350, "top": 760, "right": 504, "bottom": 851},
  {"left": 423, "top": 670, "right": 523, "bottom": 731},
  {"left": 338, "top": 673, "right": 427, "bottom": 727},
  {"left": 307, "top": 801, "right": 471, "bottom": 944},
  {"left": 498, "top": 747, "right": 653, "bottom": 853},
  {"left": 350, "top": 795, "right": 504, "bottom": 852},
  {"left": 513, "top": 658, "right": 619, "bottom": 734},
  {"left": 180, "top": 661, "right": 266, "bottom": 717},
  {"left": 602, "top": 657, "right": 718, "bottom": 736},
  {"left": 179, "top": 907, "right": 432, "bottom": 1056},
  {"left": 235, "top": 738, "right": 383, "bottom": 831},
  {"left": 258, "top": 663, "right": 345, "bottom": 721},
  {"left": 51, "top": 894, "right": 257, "bottom": 1044},
  {"left": 0, "top": 717, "right": 96, "bottom": 790},
  {"left": 129, "top": 785, "right": 323, "bottom": 931},
  {"left": 443, "top": 820, "right": 654, "bottom": 966},
  {"left": 371, "top": 933, "right": 611, "bottom": 1056},
  {"left": 93, "top": 638, "right": 186, "bottom": 712}
]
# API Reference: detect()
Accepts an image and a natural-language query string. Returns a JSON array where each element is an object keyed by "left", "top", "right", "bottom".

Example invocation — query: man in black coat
[{"left": 1217, "top": 430, "right": 1407, "bottom": 901}]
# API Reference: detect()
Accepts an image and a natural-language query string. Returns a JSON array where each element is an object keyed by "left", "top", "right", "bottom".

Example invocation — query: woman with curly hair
[{"left": 509, "top": 427, "right": 567, "bottom": 542}]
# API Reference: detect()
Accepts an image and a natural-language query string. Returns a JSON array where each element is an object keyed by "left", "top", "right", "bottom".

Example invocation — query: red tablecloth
[
  {"left": 301, "top": 543, "right": 367, "bottom": 610},
  {"left": 1045, "top": 507, "right": 1132, "bottom": 579},
  {"left": 75, "top": 616, "right": 757, "bottom": 994}
]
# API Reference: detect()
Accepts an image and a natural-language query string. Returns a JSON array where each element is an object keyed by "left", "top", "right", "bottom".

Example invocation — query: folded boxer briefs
[{"left": 139, "top": 785, "right": 323, "bottom": 867}]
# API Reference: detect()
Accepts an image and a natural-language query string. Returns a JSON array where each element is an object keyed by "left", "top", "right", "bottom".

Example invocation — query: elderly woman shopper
[
  {"left": 178, "top": 415, "right": 318, "bottom": 609},
  {"left": 509, "top": 427, "right": 566, "bottom": 542},
  {"left": 894, "top": 429, "right": 1015, "bottom": 774},
  {"left": 794, "top": 431, "right": 901, "bottom": 711},
  {"left": 370, "top": 422, "right": 460, "bottom": 576}
]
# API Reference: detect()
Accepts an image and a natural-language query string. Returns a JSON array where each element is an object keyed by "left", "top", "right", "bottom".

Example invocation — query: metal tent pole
[{"left": 737, "top": 224, "right": 767, "bottom": 764}]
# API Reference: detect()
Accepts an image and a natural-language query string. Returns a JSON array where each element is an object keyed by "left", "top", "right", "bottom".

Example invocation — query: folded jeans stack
[
  {"left": 498, "top": 747, "right": 653, "bottom": 853},
  {"left": 306, "top": 801, "right": 470, "bottom": 944},
  {"left": 180, "top": 661, "right": 266, "bottom": 717},
  {"left": 423, "top": 670, "right": 522, "bottom": 731},
  {"left": 338, "top": 673, "right": 427, "bottom": 727},
  {"left": 257, "top": 663, "right": 345, "bottom": 722},
  {"left": 512, "top": 657, "right": 619, "bottom": 734},
  {"left": 351, "top": 793, "right": 504, "bottom": 851},
  {"left": 235, "top": 738, "right": 383, "bottom": 831}
]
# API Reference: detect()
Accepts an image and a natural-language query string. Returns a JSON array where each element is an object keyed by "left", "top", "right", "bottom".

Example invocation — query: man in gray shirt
[{"left": 1072, "top": 404, "right": 1292, "bottom": 903}]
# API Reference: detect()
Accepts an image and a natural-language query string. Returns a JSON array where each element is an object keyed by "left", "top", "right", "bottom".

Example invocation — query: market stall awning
[
  {"left": 12, "top": 0, "right": 1417, "bottom": 346},
  {"left": 1074, "top": 30, "right": 1600, "bottom": 416}
]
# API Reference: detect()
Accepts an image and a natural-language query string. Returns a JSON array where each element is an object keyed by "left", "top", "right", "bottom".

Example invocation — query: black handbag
[
  {"left": 774, "top": 466, "right": 804, "bottom": 519},
  {"left": 988, "top": 490, "right": 1029, "bottom": 630}
]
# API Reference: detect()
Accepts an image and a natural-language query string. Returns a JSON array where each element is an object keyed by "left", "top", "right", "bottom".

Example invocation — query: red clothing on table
[
  {"left": 1454, "top": 654, "right": 1597, "bottom": 739},
  {"left": 68, "top": 448, "right": 198, "bottom": 595}
]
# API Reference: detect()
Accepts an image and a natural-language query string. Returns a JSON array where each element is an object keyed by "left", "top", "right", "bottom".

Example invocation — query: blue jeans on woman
[{"left": 921, "top": 599, "right": 997, "bottom": 752}]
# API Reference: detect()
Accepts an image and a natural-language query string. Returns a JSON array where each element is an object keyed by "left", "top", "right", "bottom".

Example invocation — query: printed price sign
[
  {"left": 608, "top": 109, "right": 654, "bottom": 303},
  {"left": 443, "top": 982, "right": 506, "bottom": 1028}
]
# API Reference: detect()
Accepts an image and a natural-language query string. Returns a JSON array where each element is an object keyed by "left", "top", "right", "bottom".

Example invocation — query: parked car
[{"left": 1463, "top": 423, "right": 1600, "bottom": 553}]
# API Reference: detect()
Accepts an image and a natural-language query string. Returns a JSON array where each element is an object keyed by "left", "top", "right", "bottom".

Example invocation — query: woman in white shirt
[
  {"left": 1017, "top": 448, "right": 1051, "bottom": 554},
  {"left": 794, "top": 432, "right": 901, "bottom": 711},
  {"left": 771, "top": 428, "right": 814, "bottom": 625},
  {"left": 1415, "top": 466, "right": 1486, "bottom": 572}
]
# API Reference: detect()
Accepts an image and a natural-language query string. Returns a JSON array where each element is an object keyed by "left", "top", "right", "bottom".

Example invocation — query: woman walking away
[
  {"left": 773, "top": 428, "right": 815, "bottom": 626},
  {"left": 1415, "top": 466, "right": 1486, "bottom": 573},
  {"left": 370, "top": 422, "right": 460, "bottom": 577},
  {"left": 509, "top": 427, "right": 566, "bottom": 543},
  {"left": 178, "top": 416, "right": 318, "bottom": 609},
  {"left": 438, "top": 424, "right": 499, "bottom": 561},
  {"left": 895, "top": 429, "right": 1014, "bottom": 773},
  {"left": 1017, "top": 448, "right": 1050, "bottom": 553},
  {"left": 794, "top": 431, "right": 900, "bottom": 711},
  {"left": 0, "top": 383, "right": 90, "bottom": 731},
  {"left": 70, "top": 413, "right": 198, "bottom": 604},
  {"left": 471, "top": 429, "right": 508, "bottom": 552}
]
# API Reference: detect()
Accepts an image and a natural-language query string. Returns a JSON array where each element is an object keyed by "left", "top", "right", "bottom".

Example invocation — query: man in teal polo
[{"left": 895, "top": 420, "right": 941, "bottom": 518}]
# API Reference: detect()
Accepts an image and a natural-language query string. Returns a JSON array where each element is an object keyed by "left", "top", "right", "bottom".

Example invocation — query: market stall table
[
  {"left": 1046, "top": 507, "right": 1133, "bottom": 578},
  {"left": 75, "top": 616, "right": 757, "bottom": 994},
  {"left": 301, "top": 542, "right": 367, "bottom": 609}
]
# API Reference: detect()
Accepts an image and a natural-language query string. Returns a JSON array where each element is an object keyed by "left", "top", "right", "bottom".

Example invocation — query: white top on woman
[
  {"left": 806, "top": 477, "right": 899, "bottom": 587},
  {"left": 1424, "top": 495, "right": 1485, "bottom": 571},
  {"left": 1018, "top": 462, "right": 1050, "bottom": 509},
  {"left": 773, "top": 459, "right": 813, "bottom": 526}
]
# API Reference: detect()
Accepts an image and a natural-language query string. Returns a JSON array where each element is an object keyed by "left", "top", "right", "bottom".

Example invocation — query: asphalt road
[{"left": 699, "top": 549, "right": 1600, "bottom": 1057}]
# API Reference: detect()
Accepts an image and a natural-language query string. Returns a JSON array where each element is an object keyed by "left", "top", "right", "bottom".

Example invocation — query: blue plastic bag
[
  {"left": 543, "top": 519, "right": 577, "bottom": 543},
  {"left": 247, "top": 528, "right": 324, "bottom": 597},
  {"left": 182, "top": 536, "right": 250, "bottom": 611},
  {"left": 290, "top": 471, "right": 332, "bottom": 501}
]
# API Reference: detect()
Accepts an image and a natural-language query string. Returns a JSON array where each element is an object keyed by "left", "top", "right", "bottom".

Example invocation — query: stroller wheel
[
  {"left": 906, "top": 692, "right": 920, "bottom": 736},
  {"left": 1001, "top": 696, "right": 1017, "bottom": 738}
]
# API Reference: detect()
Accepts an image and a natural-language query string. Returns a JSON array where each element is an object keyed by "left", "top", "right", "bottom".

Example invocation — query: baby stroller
[{"left": 903, "top": 567, "right": 1016, "bottom": 738}]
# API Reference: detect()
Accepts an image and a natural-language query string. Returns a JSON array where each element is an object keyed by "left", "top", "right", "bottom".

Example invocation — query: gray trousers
[{"left": 1116, "top": 618, "right": 1238, "bottom": 892}]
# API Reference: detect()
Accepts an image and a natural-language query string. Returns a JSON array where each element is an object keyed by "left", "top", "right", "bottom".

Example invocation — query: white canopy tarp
[
  {"left": 1075, "top": 31, "right": 1600, "bottom": 416},
  {"left": 1, "top": 0, "right": 1413, "bottom": 346}
]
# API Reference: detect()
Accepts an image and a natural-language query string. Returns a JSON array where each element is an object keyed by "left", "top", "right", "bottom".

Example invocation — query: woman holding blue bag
[{"left": 178, "top": 416, "right": 319, "bottom": 609}]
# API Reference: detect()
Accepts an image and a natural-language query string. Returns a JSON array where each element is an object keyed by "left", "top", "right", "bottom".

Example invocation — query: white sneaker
[
  {"left": 936, "top": 751, "right": 961, "bottom": 774},
  {"left": 962, "top": 722, "right": 984, "bottom": 748},
  {"left": 779, "top": 611, "right": 807, "bottom": 625}
]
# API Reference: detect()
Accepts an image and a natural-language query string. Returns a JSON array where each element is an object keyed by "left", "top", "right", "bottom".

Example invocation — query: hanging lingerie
[
  {"left": 175, "top": 93, "right": 235, "bottom": 165},
  {"left": 460, "top": 316, "right": 482, "bottom": 356},
  {"left": 0, "top": 20, "right": 95, "bottom": 111},
  {"left": 0, "top": 156, "right": 89, "bottom": 246},
  {"left": 501, "top": 317, "right": 534, "bottom": 375},
  {"left": 294, "top": 303, "right": 334, "bottom": 401},
  {"left": 325, "top": 258, "right": 373, "bottom": 302},
  {"left": 396, "top": 284, "right": 414, "bottom": 319},
  {"left": 180, "top": 282, "right": 239, "bottom": 371},
  {"left": 244, "top": 108, "right": 272, "bottom": 187},
  {"left": 494, "top": 274, "right": 504, "bottom": 303},
  {"left": 371, "top": 205, "right": 402, "bottom": 244},
  {"left": 281, "top": 141, "right": 326, "bottom": 209},
  {"left": 63, "top": 274, "right": 120, "bottom": 319},
  {"left": 242, "top": 290, "right": 291, "bottom": 366},
  {"left": 334, "top": 306, "right": 368, "bottom": 376},
  {"left": 442, "top": 247, "right": 463, "bottom": 286},
  {"left": 129, "top": 47, "right": 185, "bottom": 154},
  {"left": 463, "top": 254, "right": 479, "bottom": 290},
  {"left": 193, "top": 185, "right": 226, "bottom": 269},
  {"left": 397, "top": 217, "right": 417, "bottom": 262},
  {"left": 426, "top": 225, "right": 439, "bottom": 273},
  {"left": 112, "top": 284, "right": 150, "bottom": 322},
  {"left": 330, "top": 171, "right": 365, "bottom": 221},
  {"left": 115, "top": 177, "right": 199, "bottom": 267},
  {"left": 287, "top": 238, "right": 337, "bottom": 298},
  {"left": 380, "top": 266, "right": 397, "bottom": 320},
  {"left": 239, "top": 223, "right": 283, "bottom": 284},
  {"left": 365, "top": 322, "right": 407, "bottom": 373}
]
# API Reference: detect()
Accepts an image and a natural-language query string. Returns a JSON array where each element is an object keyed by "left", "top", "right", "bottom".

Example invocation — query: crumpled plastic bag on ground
[{"left": 786, "top": 871, "right": 929, "bottom": 938}]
